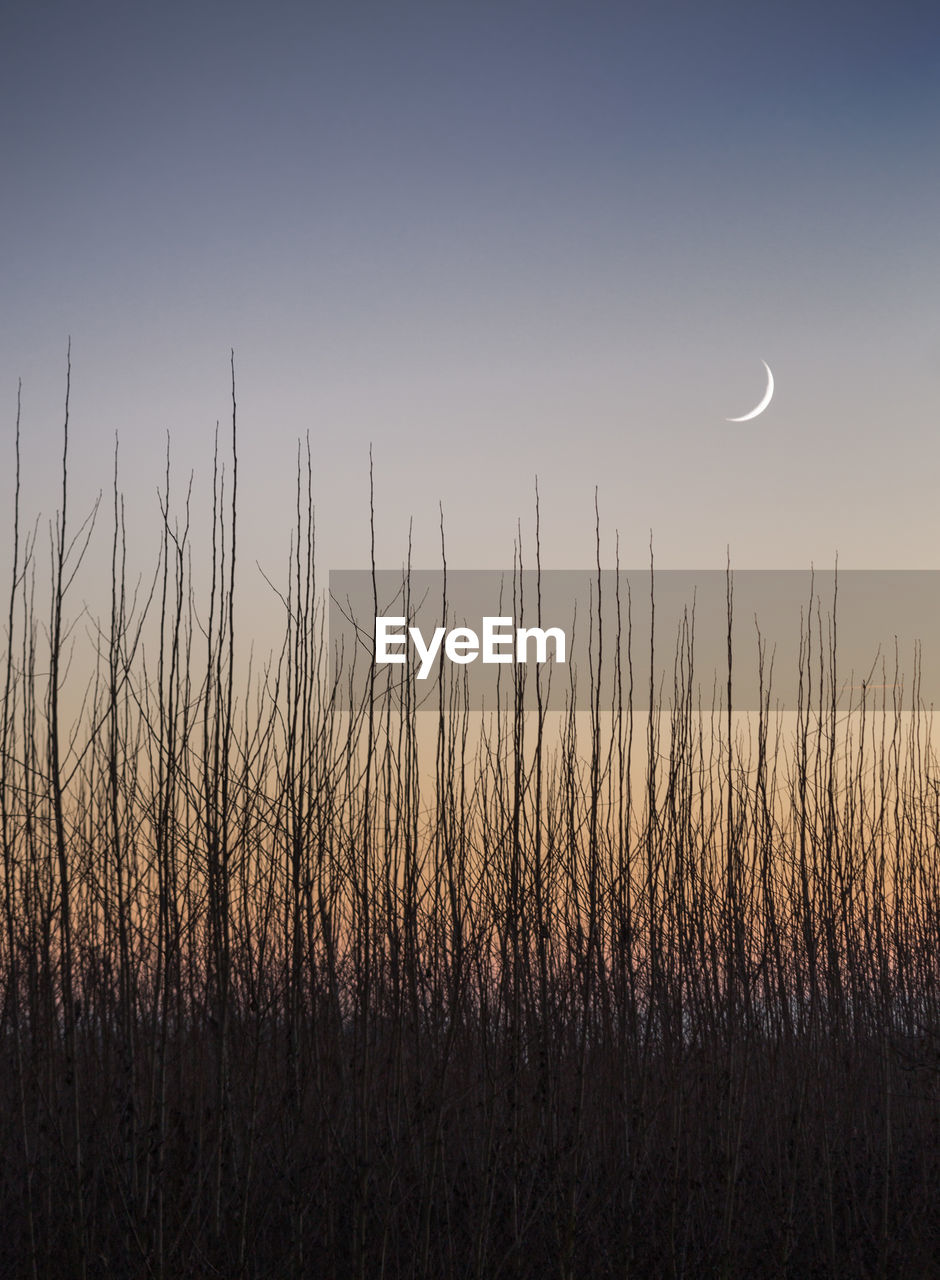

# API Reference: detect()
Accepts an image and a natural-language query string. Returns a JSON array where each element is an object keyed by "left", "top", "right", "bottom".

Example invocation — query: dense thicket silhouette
[{"left": 1, "top": 370, "right": 939, "bottom": 1278}]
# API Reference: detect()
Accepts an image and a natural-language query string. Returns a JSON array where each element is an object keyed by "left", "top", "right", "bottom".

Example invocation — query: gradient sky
[{"left": 3, "top": 0, "right": 940, "bottom": 626}]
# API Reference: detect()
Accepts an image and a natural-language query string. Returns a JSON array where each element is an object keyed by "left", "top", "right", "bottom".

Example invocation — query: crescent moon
[{"left": 727, "top": 360, "right": 774, "bottom": 422}]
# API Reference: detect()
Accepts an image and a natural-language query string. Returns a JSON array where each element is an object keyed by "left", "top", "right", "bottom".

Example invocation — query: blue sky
[{"left": 2, "top": 0, "right": 940, "bottom": 610}]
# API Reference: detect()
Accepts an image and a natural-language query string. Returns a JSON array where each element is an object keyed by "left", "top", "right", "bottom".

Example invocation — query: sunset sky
[{"left": 3, "top": 1, "right": 940, "bottom": 612}]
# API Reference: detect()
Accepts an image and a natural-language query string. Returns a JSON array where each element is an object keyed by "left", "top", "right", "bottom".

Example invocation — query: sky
[{"left": 2, "top": 0, "right": 940, "bottom": 633}]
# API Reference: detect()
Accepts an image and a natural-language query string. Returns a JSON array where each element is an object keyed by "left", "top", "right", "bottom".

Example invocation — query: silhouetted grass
[{"left": 2, "top": 365, "right": 939, "bottom": 1278}]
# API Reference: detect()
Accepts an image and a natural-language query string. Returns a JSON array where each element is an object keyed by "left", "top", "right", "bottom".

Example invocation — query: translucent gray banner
[{"left": 328, "top": 570, "right": 940, "bottom": 711}]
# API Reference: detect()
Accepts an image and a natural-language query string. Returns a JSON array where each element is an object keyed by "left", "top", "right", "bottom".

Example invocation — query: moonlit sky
[{"left": 3, "top": 0, "right": 940, "bottom": 630}]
